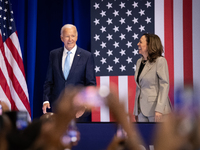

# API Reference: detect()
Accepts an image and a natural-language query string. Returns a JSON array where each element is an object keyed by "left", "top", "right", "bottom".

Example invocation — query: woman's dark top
[{"left": 136, "top": 60, "right": 147, "bottom": 84}]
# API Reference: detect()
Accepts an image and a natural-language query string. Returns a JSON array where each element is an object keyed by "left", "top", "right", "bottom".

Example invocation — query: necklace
[{"left": 141, "top": 60, "right": 147, "bottom": 64}]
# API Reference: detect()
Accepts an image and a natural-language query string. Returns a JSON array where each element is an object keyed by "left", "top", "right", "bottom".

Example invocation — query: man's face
[{"left": 61, "top": 27, "right": 78, "bottom": 50}]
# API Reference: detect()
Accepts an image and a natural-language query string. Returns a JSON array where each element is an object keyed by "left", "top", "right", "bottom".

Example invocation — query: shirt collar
[{"left": 64, "top": 45, "right": 77, "bottom": 54}]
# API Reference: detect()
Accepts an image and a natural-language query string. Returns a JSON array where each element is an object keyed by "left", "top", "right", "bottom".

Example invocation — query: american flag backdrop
[
  {"left": 91, "top": 0, "right": 200, "bottom": 122},
  {"left": 0, "top": 0, "right": 31, "bottom": 120}
]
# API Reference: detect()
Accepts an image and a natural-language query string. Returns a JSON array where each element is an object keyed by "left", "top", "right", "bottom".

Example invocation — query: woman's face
[{"left": 137, "top": 35, "right": 148, "bottom": 59}]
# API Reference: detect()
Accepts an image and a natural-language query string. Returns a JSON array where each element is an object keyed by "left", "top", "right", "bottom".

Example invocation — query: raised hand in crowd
[
  {"left": 154, "top": 112, "right": 200, "bottom": 150},
  {"left": 32, "top": 86, "right": 81, "bottom": 150},
  {"left": 103, "top": 86, "right": 144, "bottom": 150}
]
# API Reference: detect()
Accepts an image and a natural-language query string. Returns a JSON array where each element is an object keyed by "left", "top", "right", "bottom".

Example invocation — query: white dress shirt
[{"left": 62, "top": 45, "right": 77, "bottom": 73}]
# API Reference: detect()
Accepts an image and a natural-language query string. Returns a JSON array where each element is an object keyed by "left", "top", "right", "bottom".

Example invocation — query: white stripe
[
  {"left": 4, "top": 42, "right": 29, "bottom": 99},
  {"left": 0, "top": 85, "right": 11, "bottom": 110},
  {"left": 10, "top": 32, "right": 23, "bottom": 59},
  {"left": 173, "top": 0, "right": 184, "bottom": 108},
  {"left": 118, "top": 76, "right": 128, "bottom": 113},
  {"left": 100, "top": 76, "right": 110, "bottom": 122},
  {"left": 154, "top": 0, "right": 165, "bottom": 47},
  {"left": 192, "top": 0, "right": 200, "bottom": 88},
  {"left": 11, "top": 85, "right": 27, "bottom": 111},
  {"left": 0, "top": 50, "right": 10, "bottom": 86}
]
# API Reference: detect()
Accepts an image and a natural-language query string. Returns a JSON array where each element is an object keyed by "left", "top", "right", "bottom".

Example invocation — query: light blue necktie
[{"left": 64, "top": 51, "right": 71, "bottom": 79}]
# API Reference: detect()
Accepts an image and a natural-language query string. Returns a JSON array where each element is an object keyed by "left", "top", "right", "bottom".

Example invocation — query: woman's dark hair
[{"left": 143, "top": 33, "right": 164, "bottom": 62}]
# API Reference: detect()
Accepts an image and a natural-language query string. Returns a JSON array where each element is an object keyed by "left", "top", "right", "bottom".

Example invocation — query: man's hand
[
  {"left": 155, "top": 111, "right": 163, "bottom": 122},
  {"left": 42, "top": 103, "right": 51, "bottom": 114}
]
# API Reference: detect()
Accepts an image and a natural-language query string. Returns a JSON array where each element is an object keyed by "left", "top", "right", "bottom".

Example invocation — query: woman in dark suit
[{"left": 133, "top": 33, "right": 171, "bottom": 122}]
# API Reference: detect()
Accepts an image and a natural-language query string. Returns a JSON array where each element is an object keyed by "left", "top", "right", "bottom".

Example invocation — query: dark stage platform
[{"left": 72, "top": 122, "right": 157, "bottom": 150}]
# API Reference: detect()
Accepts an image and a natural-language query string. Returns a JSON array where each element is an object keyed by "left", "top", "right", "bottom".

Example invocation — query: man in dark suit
[{"left": 42, "top": 24, "right": 96, "bottom": 121}]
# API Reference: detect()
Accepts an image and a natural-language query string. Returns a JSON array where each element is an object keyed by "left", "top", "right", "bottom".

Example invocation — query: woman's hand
[{"left": 155, "top": 111, "right": 163, "bottom": 122}]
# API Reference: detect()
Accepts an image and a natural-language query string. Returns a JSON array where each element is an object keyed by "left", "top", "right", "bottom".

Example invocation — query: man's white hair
[{"left": 60, "top": 24, "right": 78, "bottom": 36}]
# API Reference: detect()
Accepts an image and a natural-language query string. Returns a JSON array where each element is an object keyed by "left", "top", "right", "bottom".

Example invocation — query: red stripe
[
  {"left": 96, "top": 76, "right": 100, "bottom": 88},
  {"left": 92, "top": 76, "right": 100, "bottom": 122},
  {"left": 5, "top": 33, "right": 26, "bottom": 78},
  {"left": 128, "top": 76, "right": 136, "bottom": 122},
  {"left": 0, "top": 43, "right": 31, "bottom": 116},
  {"left": 164, "top": 0, "right": 174, "bottom": 105},
  {"left": 109, "top": 76, "right": 118, "bottom": 122},
  {"left": 0, "top": 69, "right": 18, "bottom": 110},
  {"left": 183, "top": 0, "right": 193, "bottom": 86}
]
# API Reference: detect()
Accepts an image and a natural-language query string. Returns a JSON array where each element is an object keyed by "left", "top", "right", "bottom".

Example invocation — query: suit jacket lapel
[
  {"left": 139, "top": 60, "right": 154, "bottom": 83},
  {"left": 67, "top": 47, "right": 81, "bottom": 79},
  {"left": 58, "top": 48, "right": 65, "bottom": 79}
]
